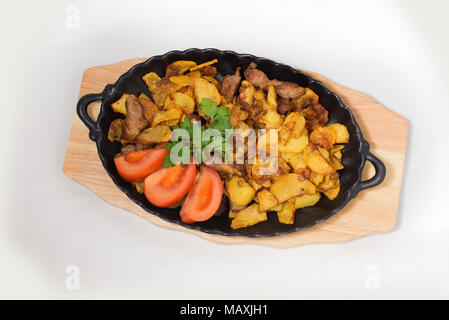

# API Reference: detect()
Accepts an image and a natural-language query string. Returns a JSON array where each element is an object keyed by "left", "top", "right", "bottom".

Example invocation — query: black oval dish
[{"left": 77, "top": 48, "right": 386, "bottom": 238}]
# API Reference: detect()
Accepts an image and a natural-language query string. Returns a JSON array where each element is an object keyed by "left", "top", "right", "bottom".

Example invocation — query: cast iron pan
[{"left": 77, "top": 48, "right": 386, "bottom": 237}]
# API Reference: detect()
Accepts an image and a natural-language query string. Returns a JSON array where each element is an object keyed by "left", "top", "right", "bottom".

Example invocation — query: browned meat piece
[
  {"left": 108, "top": 118, "right": 124, "bottom": 142},
  {"left": 201, "top": 65, "right": 218, "bottom": 77},
  {"left": 120, "top": 144, "right": 136, "bottom": 154},
  {"left": 274, "top": 82, "right": 305, "bottom": 99},
  {"left": 208, "top": 163, "right": 245, "bottom": 177},
  {"left": 137, "top": 96, "right": 158, "bottom": 124},
  {"left": 303, "top": 104, "right": 329, "bottom": 130},
  {"left": 135, "top": 143, "right": 151, "bottom": 150},
  {"left": 220, "top": 67, "right": 241, "bottom": 102},
  {"left": 122, "top": 96, "right": 148, "bottom": 141},
  {"left": 238, "top": 97, "right": 265, "bottom": 121},
  {"left": 277, "top": 98, "right": 293, "bottom": 114},
  {"left": 244, "top": 63, "right": 269, "bottom": 88}
]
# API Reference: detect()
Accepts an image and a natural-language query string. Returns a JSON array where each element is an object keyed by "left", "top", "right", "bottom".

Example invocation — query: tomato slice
[
  {"left": 144, "top": 161, "right": 197, "bottom": 207},
  {"left": 180, "top": 165, "right": 223, "bottom": 224},
  {"left": 114, "top": 148, "right": 168, "bottom": 182}
]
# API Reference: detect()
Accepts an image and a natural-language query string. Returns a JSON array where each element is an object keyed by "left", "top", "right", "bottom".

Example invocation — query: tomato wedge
[
  {"left": 114, "top": 148, "right": 168, "bottom": 182},
  {"left": 144, "top": 161, "right": 197, "bottom": 207},
  {"left": 180, "top": 165, "right": 223, "bottom": 224}
]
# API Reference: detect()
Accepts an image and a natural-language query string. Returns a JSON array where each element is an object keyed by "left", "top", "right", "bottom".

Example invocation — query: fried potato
[
  {"left": 134, "top": 181, "right": 145, "bottom": 194},
  {"left": 257, "top": 189, "right": 279, "bottom": 212},
  {"left": 324, "top": 178, "right": 340, "bottom": 200},
  {"left": 328, "top": 123, "right": 349, "bottom": 143},
  {"left": 278, "top": 129, "right": 309, "bottom": 153},
  {"left": 189, "top": 59, "right": 218, "bottom": 72},
  {"left": 251, "top": 156, "right": 279, "bottom": 178},
  {"left": 270, "top": 203, "right": 284, "bottom": 212},
  {"left": 329, "top": 156, "right": 344, "bottom": 170},
  {"left": 136, "top": 125, "right": 171, "bottom": 144},
  {"left": 231, "top": 204, "right": 267, "bottom": 230},
  {"left": 202, "top": 76, "right": 220, "bottom": 88},
  {"left": 318, "top": 173, "right": 337, "bottom": 192},
  {"left": 239, "top": 85, "right": 255, "bottom": 105},
  {"left": 187, "top": 70, "right": 202, "bottom": 78},
  {"left": 270, "top": 173, "right": 316, "bottom": 203},
  {"left": 169, "top": 75, "right": 193, "bottom": 87},
  {"left": 280, "top": 152, "right": 307, "bottom": 171},
  {"left": 317, "top": 145, "right": 330, "bottom": 161},
  {"left": 267, "top": 85, "right": 277, "bottom": 109},
  {"left": 258, "top": 109, "right": 282, "bottom": 129},
  {"left": 282, "top": 112, "right": 306, "bottom": 138},
  {"left": 111, "top": 94, "right": 136, "bottom": 115},
  {"left": 226, "top": 176, "right": 256, "bottom": 207},
  {"left": 142, "top": 72, "right": 161, "bottom": 91},
  {"left": 229, "top": 210, "right": 238, "bottom": 219},
  {"left": 306, "top": 150, "right": 336, "bottom": 175},
  {"left": 277, "top": 200, "right": 295, "bottom": 224},
  {"left": 173, "top": 92, "right": 195, "bottom": 114},
  {"left": 193, "top": 77, "right": 221, "bottom": 105},
  {"left": 292, "top": 88, "right": 319, "bottom": 108},
  {"left": 152, "top": 108, "right": 182, "bottom": 127},
  {"left": 294, "top": 192, "right": 321, "bottom": 209},
  {"left": 309, "top": 172, "right": 324, "bottom": 185},
  {"left": 165, "top": 60, "right": 197, "bottom": 77},
  {"left": 257, "top": 129, "right": 278, "bottom": 156},
  {"left": 310, "top": 126, "right": 336, "bottom": 149}
]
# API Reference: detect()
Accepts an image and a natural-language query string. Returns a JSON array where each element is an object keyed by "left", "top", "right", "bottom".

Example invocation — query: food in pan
[{"left": 107, "top": 59, "right": 349, "bottom": 229}]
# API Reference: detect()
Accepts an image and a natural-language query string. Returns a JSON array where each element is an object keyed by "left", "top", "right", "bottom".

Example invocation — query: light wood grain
[{"left": 63, "top": 58, "right": 408, "bottom": 248}]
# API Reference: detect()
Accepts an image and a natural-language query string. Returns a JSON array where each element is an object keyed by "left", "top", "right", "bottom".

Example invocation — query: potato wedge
[
  {"left": 173, "top": 92, "right": 195, "bottom": 114},
  {"left": 169, "top": 75, "right": 193, "bottom": 87},
  {"left": 226, "top": 176, "right": 256, "bottom": 207},
  {"left": 310, "top": 126, "right": 337, "bottom": 149},
  {"left": 328, "top": 123, "right": 349, "bottom": 143},
  {"left": 282, "top": 112, "right": 305, "bottom": 138},
  {"left": 136, "top": 125, "right": 171, "bottom": 144},
  {"left": 267, "top": 85, "right": 277, "bottom": 109},
  {"left": 111, "top": 94, "right": 136, "bottom": 115},
  {"left": 257, "top": 189, "right": 279, "bottom": 212},
  {"left": 277, "top": 200, "right": 295, "bottom": 224},
  {"left": 280, "top": 152, "right": 307, "bottom": 172},
  {"left": 189, "top": 59, "right": 218, "bottom": 72},
  {"left": 152, "top": 108, "right": 182, "bottom": 127},
  {"left": 306, "top": 150, "right": 335, "bottom": 175},
  {"left": 165, "top": 60, "right": 197, "bottom": 77},
  {"left": 259, "top": 109, "right": 282, "bottom": 129},
  {"left": 231, "top": 204, "right": 267, "bottom": 230},
  {"left": 279, "top": 129, "right": 309, "bottom": 153},
  {"left": 329, "top": 156, "right": 344, "bottom": 170},
  {"left": 294, "top": 192, "right": 321, "bottom": 209},
  {"left": 270, "top": 173, "right": 316, "bottom": 203},
  {"left": 324, "top": 178, "right": 340, "bottom": 200},
  {"left": 193, "top": 77, "right": 221, "bottom": 105}
]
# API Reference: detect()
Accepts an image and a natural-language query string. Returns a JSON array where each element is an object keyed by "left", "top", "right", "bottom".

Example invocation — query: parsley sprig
[{"left": 162, "top": 98, "right": 234, "bottom": 168}]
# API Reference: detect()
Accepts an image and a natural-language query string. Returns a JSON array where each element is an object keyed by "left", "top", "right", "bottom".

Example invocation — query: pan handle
[
  {"left": 77, "top": 93, "right": 103, "bottom": 141},
  {"left": 353, "top": 150, "right": 386, "bottom": 195}
]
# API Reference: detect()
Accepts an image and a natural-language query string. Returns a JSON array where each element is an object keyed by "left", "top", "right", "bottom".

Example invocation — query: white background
[{"left": 1, "top": 0, "right": 448, "bottom": 299}]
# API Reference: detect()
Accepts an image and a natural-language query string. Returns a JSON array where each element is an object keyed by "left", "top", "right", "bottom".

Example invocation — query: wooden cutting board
[{"left": 63, "top": 58, "right": 408, "bottom": 248}]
